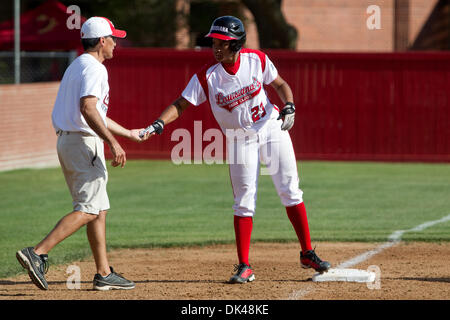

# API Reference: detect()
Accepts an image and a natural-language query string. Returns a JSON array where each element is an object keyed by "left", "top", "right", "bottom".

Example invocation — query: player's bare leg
[
  {"left": 34, "top": 210, "right": 98, "bottom": 255},
  {"left": 86, "top": 210, "right": 135, "bottom": 290},
  {"left": 17, "top": 210, "right": 97, "bottom": 290},
  {"left": 86, "top": 210, "right": 110, "bottom": 276}
]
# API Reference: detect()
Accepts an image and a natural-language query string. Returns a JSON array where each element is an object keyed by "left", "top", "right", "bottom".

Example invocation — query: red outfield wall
[{"left": 104, "top": 49, "right": 450, "bottom": 162}]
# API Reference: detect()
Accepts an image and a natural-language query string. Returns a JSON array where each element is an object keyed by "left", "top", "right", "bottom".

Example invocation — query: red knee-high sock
[
  {"left": 286, "top": 202, "right": 312, "bottom": 253},
  {"left": 234, "top": 216, "right": 253, "bottom": 265}
]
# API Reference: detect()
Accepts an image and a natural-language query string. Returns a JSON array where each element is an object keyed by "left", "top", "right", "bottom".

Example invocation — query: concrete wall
[
  {"left": 178, "top": 0, "right": 438, "bottom": 52},
  {"left": 281, "top": 0, "right": 438, "bottom": 51},
  {"left": 0, "top": 82, "right": 60, "bottom": 171}
]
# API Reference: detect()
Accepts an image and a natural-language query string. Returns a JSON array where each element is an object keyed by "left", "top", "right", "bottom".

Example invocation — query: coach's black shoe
[
  {"left": 16, "top": 247, "right": 49, "bottom": 290},
  {"left": 93, "top": 267, "right": 135, "bottom": 291},
  {"left": 300, "top": 250, "right": 331, "bottom": 273},
  {"left": 228, "top": 263, "right": 255, "bottom": 284}
]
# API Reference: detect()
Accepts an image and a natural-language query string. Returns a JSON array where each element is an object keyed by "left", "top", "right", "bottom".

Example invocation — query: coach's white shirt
[
  {"left": 52, "top": 53, "right": 109, "bottom": 137},
  {"left": 182, "top": 49, "right": 279, "bottom": 132}
]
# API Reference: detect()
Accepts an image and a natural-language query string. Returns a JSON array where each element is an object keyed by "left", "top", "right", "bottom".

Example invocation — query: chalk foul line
[{"left": 288, "top": 213, "right": 450, "bottom": 300}]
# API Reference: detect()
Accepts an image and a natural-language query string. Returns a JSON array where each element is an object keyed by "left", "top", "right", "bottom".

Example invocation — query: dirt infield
[{"left": 1, "top": 242, "right": 449, "bottom": 300}]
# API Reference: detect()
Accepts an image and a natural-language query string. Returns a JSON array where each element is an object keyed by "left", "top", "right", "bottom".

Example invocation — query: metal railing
[{"left": 0, "top": 51, "right": 77, "bottom": 84}]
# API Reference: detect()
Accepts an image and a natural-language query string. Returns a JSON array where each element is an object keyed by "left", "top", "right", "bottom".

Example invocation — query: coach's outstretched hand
[{"left": 130, "top": 129, "right": 152, "bottom": 142}]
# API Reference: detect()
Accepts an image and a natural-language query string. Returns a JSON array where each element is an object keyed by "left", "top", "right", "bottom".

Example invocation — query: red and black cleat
[
  {"left": 228, "top": 263, "right": 255, "bottom": 283},
  {"left": 300, "top": 250, "right": 331, "bottom": 273}
]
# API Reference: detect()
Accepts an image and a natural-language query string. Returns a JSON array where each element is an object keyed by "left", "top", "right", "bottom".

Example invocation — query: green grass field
[{"left": 1, "top": 160, "right": 449, "bottom": 278}]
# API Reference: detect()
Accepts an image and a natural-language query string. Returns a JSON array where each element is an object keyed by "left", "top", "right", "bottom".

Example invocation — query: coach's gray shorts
[{"left": 57, "top": 132, "right": 110, "bottom": 215}]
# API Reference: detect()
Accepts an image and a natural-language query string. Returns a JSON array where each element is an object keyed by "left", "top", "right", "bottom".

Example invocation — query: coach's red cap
[{"left": 81, "top": 17, "right": 126, "bottom": 39}]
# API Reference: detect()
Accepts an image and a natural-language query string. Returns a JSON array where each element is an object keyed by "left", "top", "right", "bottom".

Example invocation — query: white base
[{"left": 312, "top": 268, "right": 376, "bottom": 283}]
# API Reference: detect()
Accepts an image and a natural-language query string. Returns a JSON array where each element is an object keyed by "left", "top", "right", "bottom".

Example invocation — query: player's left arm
[
  {"left": 106, "top": 117, "right": 149, "bottom": 142},
  {"left": 270, "top": 75, "right": 296, "bottom": 131}
]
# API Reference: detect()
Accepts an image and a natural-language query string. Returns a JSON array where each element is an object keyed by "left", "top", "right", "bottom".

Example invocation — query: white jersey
[
  {"left": 182, "top": 49, "right": 280, "bottom": 132},
  {"left": 52, "top": 53, "right": 110, "bottom": 137},
  {"left": 183, "top": 49, "right": 302, "bottom": 217}
]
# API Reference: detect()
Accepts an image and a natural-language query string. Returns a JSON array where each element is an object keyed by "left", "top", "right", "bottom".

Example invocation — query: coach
[{"left": 16, "top": 17, "right": 150, "bottom": 291}]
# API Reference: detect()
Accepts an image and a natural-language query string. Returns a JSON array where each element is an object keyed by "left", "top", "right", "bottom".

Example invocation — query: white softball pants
[{"left": 227, "top": 119, "right": 303, "bottom": 217}]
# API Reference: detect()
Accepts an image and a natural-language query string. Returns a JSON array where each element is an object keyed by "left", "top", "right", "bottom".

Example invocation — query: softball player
[{"left": 145, "top": 16, "right": 330, "bottom": 283}]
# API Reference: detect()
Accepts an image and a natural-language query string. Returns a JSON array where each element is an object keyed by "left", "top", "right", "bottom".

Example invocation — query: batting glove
[
  {"left": 277, "top": 102, "right": 295, "bottom": 131},
  {"left": 152, "top": 119, "right": 164, "bottom": 135},
  {"left": 138, "top": 119, "right": 165, "bottom": 138}
]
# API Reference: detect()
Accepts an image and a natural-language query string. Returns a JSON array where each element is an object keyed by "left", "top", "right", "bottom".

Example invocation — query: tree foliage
[
  {"left": 60, "top": 0, "right": 178, "bottom": 47},
  {"left": 14, "top": 0, "right": 297, "bottom": 49},
  {"left": 241, "top": 0, "right": 297, "bottom": 49}
]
